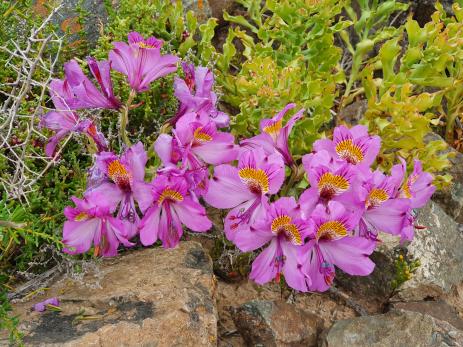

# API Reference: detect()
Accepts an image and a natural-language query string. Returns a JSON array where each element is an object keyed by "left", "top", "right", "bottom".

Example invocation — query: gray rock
[
  {"left": 334, "top": 250, "right": 397, "bottom": 312},
  {"left": 320, "top": 310, "right": 463, "bottom": 347},
  {"left": 427, "top": 133, "right": 463, "bottom": 224},
  {"left": 231, "top": 300, "right": 323, "bottom": 347},
  {"left": 395, "top": 201, "right": 463, "bottom": 302},
  {"left": 182, "top": 0, "right": 212, "bottom": 22},
  {"left": 35, "top": 0, "right": 108, "bottom": 45},
  {"left": 5, "top": 242, "right": 217, "bottom": 346},
  {"left": 336, "top": 100, "right": 368, "bottom": 126},
  {"left": 390, "top": 300, "right": 463, "bottom": 330}
]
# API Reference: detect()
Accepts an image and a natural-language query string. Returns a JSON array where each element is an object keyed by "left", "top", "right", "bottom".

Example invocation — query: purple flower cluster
[{"left": 43, "top": 33, "right": 435, "bottom": 293}]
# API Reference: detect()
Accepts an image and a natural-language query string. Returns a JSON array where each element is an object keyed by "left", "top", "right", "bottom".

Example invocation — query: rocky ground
[{"left": 5, "top": 1, "right": 463, "bottom": 346}]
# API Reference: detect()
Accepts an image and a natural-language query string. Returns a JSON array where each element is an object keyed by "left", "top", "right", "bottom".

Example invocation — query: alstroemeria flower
[
  {"left": 174, "top": 112, "right": 238, "bottom": 166},
  {"left": 234, "top": 197, "right": 312, "bottom": 291},
  {"left": 397, "top": 159, "right": 435, "bottom": 208},
  {"left": 139, "top": 175, "right": 212, "bottom": 248},
  {"left": 241, "top": 104, "right": 304, "bottom": 165},
  {"left": 62, "top": 193, "right": 133, "bottom": 257},
  {"left": 88, "top": 142, "right": 152, "bottom": 238},
  {"left": 33, "top": 297, "right": 60, "bottom": 312},
  {"left": 355, "top": 168, "right": 410, "bottom": 240},
  {"left": 171, "top": 62, "right": 229, "bottom": 127},
  {"left": 299, "top": 150, "right": 359, "bottom": 214},
  {"left": 40, "top": 79, "right": 107, "bottom": 156},
  {"left": 302, "top": 201, "right": 376, "bottom": 292},
  {"left": 109, "top": 32, "right": 179, "bottom": 92},
  {"left": 204, "top": 147, "right": 285, "bottom": 241},
  {"left": 393, "top": 158, "right": 435, "bottom": 241},
  {"left": 313, "top": 125, "right": 380, "bottom": 166},
  {"left": 59, "top": 58, "right": 121, "bottom": 109}
]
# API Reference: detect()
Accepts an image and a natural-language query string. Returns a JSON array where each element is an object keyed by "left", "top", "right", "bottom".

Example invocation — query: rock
[
  {"left": 182, "top": 0, "right": 212, "bottom": 22},
  {"left": 409, "top": 0, "right": 455, "bottom": 26},
  {"left": 394, "top": 201, "right": 463, "bottom": 302},
  {"left": 320, "top": 310, "right": 463, "bottom": 347},
  {"left": 231, "top": 300, "right": 323, "bottom": 347},
  {"left": 390, "top": 300, "right": 463, "bottom": 330},
  {"left": 8, "top": 242, "right": 217, "bottom": 346},
  {"left": 34, "top": 0, "right": 108, "bottom": 45},
  {"left": 334, "top": 251, "right": 397, "bottom": 312},
  {"left": 336, "top": 100, "right": 368, "bottom": 125},
  {"left": 208, "top": 0, "right": 237, "bottom": 21},
  {"left": 427, "top": 133, "right": 463, "bottom": 224}
]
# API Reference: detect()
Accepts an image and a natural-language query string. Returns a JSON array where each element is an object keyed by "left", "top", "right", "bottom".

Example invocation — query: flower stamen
[
  {"left": 239, "top": 167, "right": 269, "bottom": 194},
  {"left": 157, "top": 188, "right": 184, "bottom": 205},
  {"left": 316, "top": 220, "right": 347, "bottom": 240},
  {"left": 108, "top": 160, "right": 131, "bottom": 190},
  {"left": 318, "top": 172, "right": 349, "bottom": 199},
  {"left": 366, "top": 188, "right": 389, "bottom": 208},
  {"left": 335, "top": 139, "right": 364, "bottom": 164},
  {"left": 271, "top": 215, "right": 302, "bottom": 245}
]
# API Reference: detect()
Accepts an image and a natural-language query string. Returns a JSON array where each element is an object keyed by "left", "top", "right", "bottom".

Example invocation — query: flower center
[
  {"left": 366, "top": 188, "right": 389, "bottom": 208},
  {"left": 316, "top": 220, "right": 347, "bottom": 240},
  {"left": 107, "top": 160, "right": 131, "bottom": 190},
  {"left": 193, "top": 126, "right": 213, "bottom": 144},
  {"left": 75, "top": 212, "right": 89, "bottom": 221},
  {"left": 401, "top": 174, "right": 417, "bottom": 199},
  {"left": 318, "top": 172, "right": 349, "bottom": 200},
  {"left": 271, "top": 215, "right": 303, "bottom": 245},
  {"left": 136, "top": 40, "right": 160, "bottom": 49},
  {"left": 263, "top": 120, "right": 282, "bottom": 140},
  {"left": 238, "top": 167, "right": 269, "bottom": 194},
  {"left": 335, "top": 139, "right": 364, "bottom": 164},
  {"left": 157, "top": 188, "right": 184, "bottom": 205}
]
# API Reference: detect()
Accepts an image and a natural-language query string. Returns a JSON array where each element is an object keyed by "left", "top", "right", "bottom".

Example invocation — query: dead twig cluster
[{"left": 0, "top": 4, "right": 65, "bottom": 203}]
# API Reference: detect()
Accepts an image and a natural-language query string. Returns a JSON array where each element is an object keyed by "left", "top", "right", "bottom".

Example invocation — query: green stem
[
  {"left": 120, "top": 89, "right": 136, "bottom": 146},
  {"left": 281, "top": 164, "right": 299, "bottom": 197}
]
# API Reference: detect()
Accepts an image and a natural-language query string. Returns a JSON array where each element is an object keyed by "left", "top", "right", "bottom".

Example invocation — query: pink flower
[
  {"left": 40, "top": 79, "right": 107, "bottom": 156},
  {"left": 393, "top": 158, "right": 436, "bottom": 241},
  {"left": 299, "top": 150, "right": 359, "bottom": 214},
  {"left": 302, "top": 201, "right": 376, "bottom": 292},
  {"left": 139, "top": 175, "right": 212, "bottom": 248},
  {"left": 313, "top": 125, "right": 381, "bottom": 166},
  {"left": 33, "top": 297, "right": 60, "bottom": 312},
  {"left": 59, "top": 58, "right": 121, "bottom": 109},
  {"left": 109, "top": 32, "right": 179, "bottom": 92},
  {"left": 62, "top": 193, "right": 133, "bottom": 257},
  {"left": 355, "top": 169, "right": 410, "bottom": 240},
  {"left": 241, "top": 104, "right": 304, "bottom": 165},
  {"left": 163, "top": 112, "right": 237, "bottom": 168},
  {"left": 87, "top": 142, "right": 152, "bottom": 238},
  {"left": 154, "top": 113, "right": 237, "bottom": 198},
  {"left": 204, "top": 147, "right": 285, "bottom": 241},
  {"left": 234, "top": 197, "right": 312, "bottom": 291},
  {"left": 171, "top": 62, "right": 229, "bottom": 127},
  {"left": 397, "top": 159, "right": 435, "bottom": 208}
]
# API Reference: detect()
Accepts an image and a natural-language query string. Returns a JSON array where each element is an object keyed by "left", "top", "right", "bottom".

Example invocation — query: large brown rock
[
  {"left": 231, "top": 300, "right": 323, "bottom": 347},
  {"left": 320, "top": 310, "right": 463, "bottom": 347},
  {"left": 8, "top": 242, "right": 218, "bottom": 346}
]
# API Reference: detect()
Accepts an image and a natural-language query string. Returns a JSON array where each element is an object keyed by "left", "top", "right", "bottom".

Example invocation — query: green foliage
[
  {"left": 355, "top": 3, "right": 463, "bottom": 187},
  {"left": 391, "top": 253, "right": 420, "bottom": 290},
  {"left": 214, "top": 0, "right": 349, "bottom": 155},
  {"left": 0, "top": 289, "right": 23, "bottom": 346},
  {"left": 341, "top": 0, "right": 409, "bottom": 101},
  {"left": 400, "top": 3, "right": 463, "bottom": 144}
]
